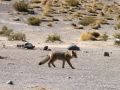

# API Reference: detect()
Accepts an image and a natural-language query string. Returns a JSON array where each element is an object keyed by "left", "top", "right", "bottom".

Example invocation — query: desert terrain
[{"left": 0, "top": 0, "right": 120, "bottom": 90}]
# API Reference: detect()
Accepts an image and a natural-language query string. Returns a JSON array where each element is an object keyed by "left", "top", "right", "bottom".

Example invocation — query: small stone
[
  {"left": 6, "top": 80, "right": 14, "bottom": 85},
  {"left": 104, "top": 52, "right": 110, "bottom": 57},
  {"left": 13, "top": 17, "right": 20, "bottom": 21},
  {"left": 66, "top": 76, "right": 72, "bottom": 79}
]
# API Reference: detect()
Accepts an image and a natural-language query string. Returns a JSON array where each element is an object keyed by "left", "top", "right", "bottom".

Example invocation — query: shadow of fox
[{"left": 39, "top": 51, "right": 77, "bottom": 69}]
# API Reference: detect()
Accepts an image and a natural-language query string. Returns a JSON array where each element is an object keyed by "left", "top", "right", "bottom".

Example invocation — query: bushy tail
[{"left": 39, "top": 55, "right": 50, "bottom": 65}]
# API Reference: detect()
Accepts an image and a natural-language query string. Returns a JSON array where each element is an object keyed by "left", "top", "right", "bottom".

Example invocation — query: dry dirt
[{"left": 0, "top": 0, "right": 120, "bottom": 90}]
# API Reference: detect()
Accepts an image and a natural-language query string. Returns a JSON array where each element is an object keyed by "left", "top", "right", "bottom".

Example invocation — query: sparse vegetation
[
  {"left": 28, "top": 17, "right": 41, "bottom": 26},
  {"left": 0, "top": 26, "right": 13, "bottom": 36},
  {"left": 46, "top": 34, "right": 61, "bottom": 42},
  {"left": 43, "top": 1, "right": 52, "bottom": 15},
  {"left": 65, "top": 0, "right": 79, "bottom": 6},
  {"left": 113, "top": 33, "right": 120, "bottom": 45},
  {"left": 113, "top": 33, "right": 120, "bottom": 39},
  {"left": 13, "top": 1, "right": 29, "bottom": 12},
  {"left": 0, "top": 26, "right": 26, "bottom": 41},
  {"left": 115, "top": 22, "right": 120, "bottom": 30},
  {"left": 8, "top": 32, "right": 26, "bottom": 41},
  {"left": 80, "top": 32, "right": 98, "bottom": 41},
  {"left": 79, "top": 17, "right": 96, "bottom": 26},
  {"left": 100, "top": 33, "right": 109, "bottom": 41}
]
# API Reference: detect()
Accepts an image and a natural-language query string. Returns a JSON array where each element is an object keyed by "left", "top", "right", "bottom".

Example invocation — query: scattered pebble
[{"left": 6, "top": 80, "right": 14, "bottom": 85}]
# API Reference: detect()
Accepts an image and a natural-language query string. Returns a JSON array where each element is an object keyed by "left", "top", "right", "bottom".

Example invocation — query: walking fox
[{"left": 39, "top": 50, "right": 77, "bottom": 69}]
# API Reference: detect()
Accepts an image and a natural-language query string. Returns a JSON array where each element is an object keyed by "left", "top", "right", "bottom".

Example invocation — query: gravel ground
[
  {"left": 0, "top": 0, "right": 120, "bottom": 90},
  {"left": 0, "top": 47, "right": 120, "bottom": 90}
]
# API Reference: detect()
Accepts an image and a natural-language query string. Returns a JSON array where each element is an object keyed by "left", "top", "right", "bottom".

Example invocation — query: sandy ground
[
  {"left": 0, "top": 47, "right": 120, "bottom": 90},
  {"left": 0, "top": 0, "right": 120, "bottom": 90}
]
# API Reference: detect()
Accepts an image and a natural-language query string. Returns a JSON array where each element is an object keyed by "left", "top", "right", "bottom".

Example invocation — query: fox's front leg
[
  {"left": 66, "top": 59, "right": 75, "bottom": 69},
  {"left": 62, "top": 60, "right": 65, "bottom": 68}
]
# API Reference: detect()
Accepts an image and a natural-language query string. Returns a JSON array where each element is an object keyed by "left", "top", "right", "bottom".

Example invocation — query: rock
[
  {"left": 104, "top": 52, "right": 110, "bottom": 57},
  {"left": 66, "top": 76, "right": 72, "bottom": 79},
  {"left": 47, "top": 23, "right": 53, "bottom": 27},
  {"left": 24, "top": 43, "right": 35, "bottom": 49},
  {"left": 68, "top": 44, "right": 80, "bottom": 51},
  {"left": 43, "top": 46, "right": 48, "bottom": 50},
  {"left": 6, "top": 80, "right": 14, "bottom": 85},
  {"left": 71, "top": 23, "right": 77, "bottom": 27},
  {"left": 74, "top": 26, "right": 83, "bottom": 29},
  {"left": 13, "top": 17, "right": 20, "bottom": 21},
  {"left": 0, "top": 56, "right": 6, "bottom": 59},
  {"left": 43, "top": 46, "right": 51, "bottom": 51},
  {"left": 28, "top": 9, "right": 35, "bottom": 14}
]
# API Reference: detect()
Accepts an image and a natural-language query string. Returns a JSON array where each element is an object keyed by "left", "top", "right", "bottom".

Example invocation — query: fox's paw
[{"left": 72, "top": 67, "right": 75, "bottom": 69}]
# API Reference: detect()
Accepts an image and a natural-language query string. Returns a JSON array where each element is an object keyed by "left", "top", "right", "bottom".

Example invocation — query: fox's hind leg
[
  {"left": 48, "top": 58, "right": 55, "bottom": 67},
  {"left": 51, "top": 61, "right": 56, "bottom": 67},
  {"left": 48, "top": 61, "right": 52, "bottom": 67}
]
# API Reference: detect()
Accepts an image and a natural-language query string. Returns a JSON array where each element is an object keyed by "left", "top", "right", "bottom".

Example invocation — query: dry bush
[
  {"left": 115, "top": 22, "right": 120, "bottom": 30},
  {"left": 113, "top": 33, "right": 120, "bottom": 39},
  {"left": 113, "top": 33, "right": 120, "bottom": 45},
  {"left": 8, "top": 32, "right": 26, "bottom": 41},
  {"left": 46, "top": 34, "right": 61, "bottom": 42},
  {"left": 43, "top": 1, "right": 52, "bottom": 15},
  {"left": 65, "top": 0, "right": 79, "bottom": 6},
  {"left": 79, "top": 16, "right": 96, "bottom": 26},
  {"left": 95, "top": 2, "right": 104, "bottom": 10},
  {"left": 90, "top": 23, "right": 101, "bottom": 29},
  {"left": 28, "top": 17, "right": 41, "bottom": 26},
  {"left": 0, "top": 26, "right": 13, "bottom": 36},
  {"left": 80, "top": 32, "right": 97, "bottom": 41},
  {"left": 95, "top": 18, "right": 107, "bottom": 25},
  {"left": 99, "top": 33, "right": 109, "bottom": 41},
  {"left": 13, "top": 1, "right": 29, "bottom": 12}
]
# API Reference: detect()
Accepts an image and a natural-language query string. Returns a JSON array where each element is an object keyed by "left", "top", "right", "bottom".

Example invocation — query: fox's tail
[{"left": 39, "top": 55, "right": 50, "bottom": 65}]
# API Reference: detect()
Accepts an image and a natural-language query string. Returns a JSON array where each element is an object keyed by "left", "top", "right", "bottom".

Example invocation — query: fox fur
[{"left": 39, "top": 50, "right": 77, "bottom": 69}]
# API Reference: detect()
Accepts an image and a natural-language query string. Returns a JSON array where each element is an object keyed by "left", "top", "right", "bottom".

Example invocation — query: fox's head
[{"left": 71, "top": 51, "right": 77, "bottom": 58}]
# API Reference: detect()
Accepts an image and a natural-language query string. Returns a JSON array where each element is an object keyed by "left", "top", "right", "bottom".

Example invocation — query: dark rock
[
  {"left": 68, "top": 44, "right": 80, "bottom": 51},
  {"left": 43, "top": 46, "right": 48, "bottom": 50},
  {"left": 24, "top": 43, "right": 35, "bottom": 49},
  {"left": 6, "top": 80, "right": 13, "bottom": 85},
  {"left": 104, "top": 52, "right": 110, "bottom": 57}
]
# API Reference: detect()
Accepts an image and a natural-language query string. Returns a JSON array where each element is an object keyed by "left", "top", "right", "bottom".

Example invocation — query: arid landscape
[{"left": 0, "top": 0, "right": 120, "bottom": 90}]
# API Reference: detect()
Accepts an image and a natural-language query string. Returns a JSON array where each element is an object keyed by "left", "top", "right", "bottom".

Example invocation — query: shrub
[
  {"left": 115, "top": 22, "right": 120, "bottom": 30},
  {"left": 46, "top": 34, "right": 61, "bottom": 42},
  {"left": 113, "top": 33, "right": 120, "bottom": 39},
  {"left": 0, "top": 26, "right": 13, "bottom": 36},
  {"left": 100, "top": 33, "right": 109, "bottom": 41},
  {"left": 80, "top": 32, "right": 97, "bottom": 41},
  {"left": 65, "top": 0, "right": 79, "bottom": 6},
  {"left": 79, "top": 17, "right": 96, "bottom": 26},
  {"left": 43, "top": 1, "right": 52, "bottom": 15},
  {"left": 8, "top": 32, "right": 26, "bottom": 41},
  {"left": 13, "top": 1, "right": 28, "bottom": 12},
  {"left": 113, "top": 33, "right": 120, "bottom": 45},
  {"left": 28, "top": 17, "right": 40, "bottom": 26}
]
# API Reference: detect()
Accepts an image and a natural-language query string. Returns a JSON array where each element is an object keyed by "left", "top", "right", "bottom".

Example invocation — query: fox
[{"left": 39, "top": 50, "right": 77, "bottom": 69}]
